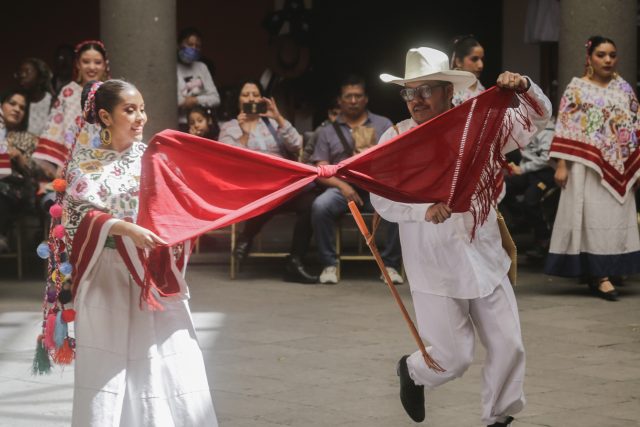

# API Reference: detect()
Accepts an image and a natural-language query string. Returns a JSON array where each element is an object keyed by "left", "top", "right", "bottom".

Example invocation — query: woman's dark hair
[
  {"left": 450, "top": 35, "right": 481, "bottom": 68},
  {"left": 178, "top": 27, "right": 203, "bottom": 44},
  {"left": 187, "top": 104, "right": 214, "bottom": 121},
  {"left": 75, "top": 41, "right": 107, "bottom": 61},
  {"left": 228, "top": 79, "right": 264, "bottom": 116},
  {"left": 81, "top": 79, "right": 137, "bottom": 127},
  {"left": 586, "top": 35, "right": 616, "bottom": 56},
  {"left": 20, "top": 57, "right": 55, "bottom": 97},
  {"left": 0, "top": 88, "right": 30, "bottom": 131}
]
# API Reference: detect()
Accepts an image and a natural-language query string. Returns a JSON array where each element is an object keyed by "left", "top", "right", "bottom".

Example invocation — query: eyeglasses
[
  {"left": 341, "top": 93, "right": 365, "bottom": 101},
  {"left": 400, "top": 83, "right": 447, "bottom": 102}
]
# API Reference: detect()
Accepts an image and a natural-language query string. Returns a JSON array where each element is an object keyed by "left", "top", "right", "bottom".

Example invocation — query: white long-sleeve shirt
[{"left": 371, "top": 80, "right": 551, "bottom": 298}]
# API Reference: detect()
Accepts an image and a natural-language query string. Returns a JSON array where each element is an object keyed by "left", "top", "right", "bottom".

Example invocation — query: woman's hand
[
  {"left": 554, "top": 160, "right": 569, "bottom": 188},
  {"left": 237, "top": 112, "right": 252, "bottom": 136},
  {"left": 261, "top": 97, "right": 285, "bottom": 127},
  {"left": 112, "top": 221, "right": 167, "bottom": 250},
  {"left": 425, "top": 203, "right": 452, "bottom": 224}
]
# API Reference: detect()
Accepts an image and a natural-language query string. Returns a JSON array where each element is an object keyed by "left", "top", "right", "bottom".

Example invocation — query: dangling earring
[
  {"left": 586, "top": 65, "right": 594, "bottom": 78},
  {"left": 100, "top": 128, "right": 112, "bottom": 146},
  {"left": 612, "top": 71, "right": 619, "bottom": 79}
]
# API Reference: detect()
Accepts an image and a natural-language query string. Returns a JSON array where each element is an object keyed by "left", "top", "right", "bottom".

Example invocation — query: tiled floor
[{"left": 0, "top": 257, "right": 638, "bottom": 426}]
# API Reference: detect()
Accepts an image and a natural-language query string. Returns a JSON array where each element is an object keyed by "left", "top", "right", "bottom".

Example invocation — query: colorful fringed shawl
[{"left": 550, "top": 76, "right": 640, "bottom": 202}]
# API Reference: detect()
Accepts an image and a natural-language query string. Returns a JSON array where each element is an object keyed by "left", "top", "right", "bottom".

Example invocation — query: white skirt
[
  {"left": 545, "top": 162, "right": 640, "bottom": 277},
  {"left": 72, "top": 249, "right": 217, "bottom": 427}
]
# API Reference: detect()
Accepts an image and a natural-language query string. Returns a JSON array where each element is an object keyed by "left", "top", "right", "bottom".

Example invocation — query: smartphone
[{"left": 242, "top": 102, "right": 267, "bottom": 115}]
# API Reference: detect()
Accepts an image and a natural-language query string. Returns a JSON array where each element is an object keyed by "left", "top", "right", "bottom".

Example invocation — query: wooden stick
[{"left": 348, "top": 201, "right": 445, "bottom": 372}]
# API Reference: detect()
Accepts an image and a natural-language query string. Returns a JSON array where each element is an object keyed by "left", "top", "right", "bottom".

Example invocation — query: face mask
[{"left": 178, "top": 46, "right": 201, "bottom": 64}]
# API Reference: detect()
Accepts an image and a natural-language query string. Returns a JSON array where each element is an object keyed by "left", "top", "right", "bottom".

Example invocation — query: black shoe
[
  {"left": 488, "top": 416, "right": 514, "bottom": 427},
  {"left": 233, "top": 239, "right": 252, "bottom": 269},
  {"left": 588, "top": 279, "right": 619, "bottom": 301},
  {"left": 396, "top": 355, "right": 425, "bottom": 422},
  {"left": 283, "top": 256, "right": 318, "bottom": 284}
]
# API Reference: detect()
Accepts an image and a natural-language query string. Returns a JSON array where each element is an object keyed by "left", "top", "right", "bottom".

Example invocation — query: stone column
[
  {"left": 559, "top": 0, "right": 637, "bottom": 97},
  {"left": 100, "top": 0, "right": 177, "bottom": 138}
]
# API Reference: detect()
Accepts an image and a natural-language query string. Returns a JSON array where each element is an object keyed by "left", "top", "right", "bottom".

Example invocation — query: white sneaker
[
  {"left": 319, "top": 266, "right": 338, "bottom": 284},
  {"left": 381, "top": 266, "right": 404, "bottom": 285}
]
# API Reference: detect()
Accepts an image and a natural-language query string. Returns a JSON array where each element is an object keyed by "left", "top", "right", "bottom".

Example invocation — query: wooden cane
[{"left": 348, "top": 201, "right": 445, "bottom": 373}]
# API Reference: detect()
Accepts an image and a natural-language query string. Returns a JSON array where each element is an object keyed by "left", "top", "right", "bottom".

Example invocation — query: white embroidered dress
[{"left": 64, "top": 141, "right": 217, "bottom": 427}]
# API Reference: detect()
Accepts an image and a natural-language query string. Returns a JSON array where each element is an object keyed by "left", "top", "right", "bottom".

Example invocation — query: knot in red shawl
[{"left": 317, "top": 164, "right": 339, "bottom": 177}]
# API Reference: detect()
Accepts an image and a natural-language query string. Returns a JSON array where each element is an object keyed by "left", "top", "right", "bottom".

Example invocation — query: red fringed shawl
[{"left": 134, "top": 87, "right": 539, "bottom": 300}]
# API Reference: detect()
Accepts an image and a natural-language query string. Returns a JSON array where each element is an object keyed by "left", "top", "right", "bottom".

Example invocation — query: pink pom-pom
[
  {"left": 53, "top": 225, "right": 66, "bottom": 239},
  {"left": 49, "top": 204, "right": 63, "bottom": 218},
  {"left": 43, "top": 312, "right": 57, "bottom": 350}
]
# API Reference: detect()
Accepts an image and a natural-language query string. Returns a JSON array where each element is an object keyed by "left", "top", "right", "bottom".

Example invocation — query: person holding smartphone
[{"left": 218, "top": 79, "right": 318, "bottom": 284}]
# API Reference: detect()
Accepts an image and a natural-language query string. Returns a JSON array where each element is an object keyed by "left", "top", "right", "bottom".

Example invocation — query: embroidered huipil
[
  {"left": 63, "top": 142, "right": 145, "bottom": 250},
  {"left": 452, "top": 80, "right": 486, "bottom": 106},
  {"left": 549, "top": 76, "right": 640, "bottom": 202},
  {"left": 34, "top": 82, "right": 101, "bottom": 168},
  {"left": 371, "top": 81, "right": 552, "bottom": 298}
]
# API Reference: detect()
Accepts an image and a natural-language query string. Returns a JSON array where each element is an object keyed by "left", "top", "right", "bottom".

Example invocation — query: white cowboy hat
[{"left": 380, "top": 47, "right": 476, "bottom": 92}]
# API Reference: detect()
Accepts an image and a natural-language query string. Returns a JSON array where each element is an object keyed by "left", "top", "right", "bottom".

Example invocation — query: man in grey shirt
[
  {"left": 310, "top": 74, "right": 402, "bottom": 284},
  {"left": 501, "top": 117, "right": 557, "bottom": 257}
]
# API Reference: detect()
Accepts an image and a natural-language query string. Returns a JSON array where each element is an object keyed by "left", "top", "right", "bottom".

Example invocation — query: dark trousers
[
  {"left": 239, "top": 186, "right": 318, "bottom": 258},
  {"left": 311, "top": 186, "right": 402, "bottom": 269},
  {"left": 0, "top": 192, "right": 21, "bottom": 236},
  {"left": 502, "top": 167, "right": 556, "bottom": 241}
]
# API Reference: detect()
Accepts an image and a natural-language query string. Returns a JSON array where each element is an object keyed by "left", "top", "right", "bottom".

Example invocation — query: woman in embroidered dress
[
  {"left": 219, "top": 79, "right": 318, "bottom": 284},
  {"left": 66, "top": 80, "right": 216, "bottom": 426},
  {"left": 450, "top": 35, "right": 486, "bottom": 106},
  {"left": 545, "top": 36, "right": 640, "bottom": 301},
  {"left": 33, "top": 40, "right": 109, "bottom": 172}
]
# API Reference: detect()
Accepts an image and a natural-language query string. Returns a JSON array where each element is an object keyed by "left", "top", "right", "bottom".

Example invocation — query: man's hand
[
  {"left": 497, "top": 72, "right": 529, "bottom": 92},
  {"left": 425, "top": 203, "right": 452, "bottom": 224},
  {"left": 339, "top": 182, "right": 364, "bottom": 206},
  {"left": 509, "top": 162, "right": 523, "bottom": 175}
]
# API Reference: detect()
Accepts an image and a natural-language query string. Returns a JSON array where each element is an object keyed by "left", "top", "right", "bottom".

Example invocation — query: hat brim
[{"left": 380, "top": 70, "right": 477, "bottom": 92}]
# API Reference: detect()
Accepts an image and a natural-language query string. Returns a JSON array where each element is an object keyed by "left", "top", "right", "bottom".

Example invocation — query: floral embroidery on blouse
[
  {"left": 38, "top": 81, "right": 101, "bottom": 161},
  {"left": 555, "top": 76, "right": 639, "bottom": 174},
  {"left": 63, "top": 141, "right": 146, "bottom": 248},
  {"left": 452, "top": 81, "right": 486, "bottom": 106}
]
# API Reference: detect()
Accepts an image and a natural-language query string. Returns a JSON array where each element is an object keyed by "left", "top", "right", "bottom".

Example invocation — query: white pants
[
  {"left": 407, "top": 277, "right": 525, "bottom": 425},
  {"left": 72, "top": 249, "right": 217, "bottom": 427}
]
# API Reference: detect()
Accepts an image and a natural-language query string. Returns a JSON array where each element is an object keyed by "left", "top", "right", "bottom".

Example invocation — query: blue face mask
[{"left": 178, "top": 46, "right": 201, "bottom": 64}]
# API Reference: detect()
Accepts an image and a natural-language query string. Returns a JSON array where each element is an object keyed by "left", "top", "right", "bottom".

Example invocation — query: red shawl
[{"left": 136, "top": 87, "right": 539, "bottom": 299}]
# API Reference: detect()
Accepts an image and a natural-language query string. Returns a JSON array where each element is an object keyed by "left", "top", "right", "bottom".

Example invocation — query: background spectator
[
  {"left": 187, "top": 105, "right": 219, "bottom": 140},
  {"left": 500, "top": 118, "right": 557, "bottom": 259},
  {"left": 177, "top": 27, "right": 220, "bottom": 130},
  {"left": 0, "top": 89, "right": 38, "bottom": 252},
  {"left": 219, "top": 79, "right": 318, "bottom": 284},
  {"left": 15, "top": 58, "right": 55, "bottom": 136},
  {"left": 310, "top": 75, "right": 403, "bottom": 285}
]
